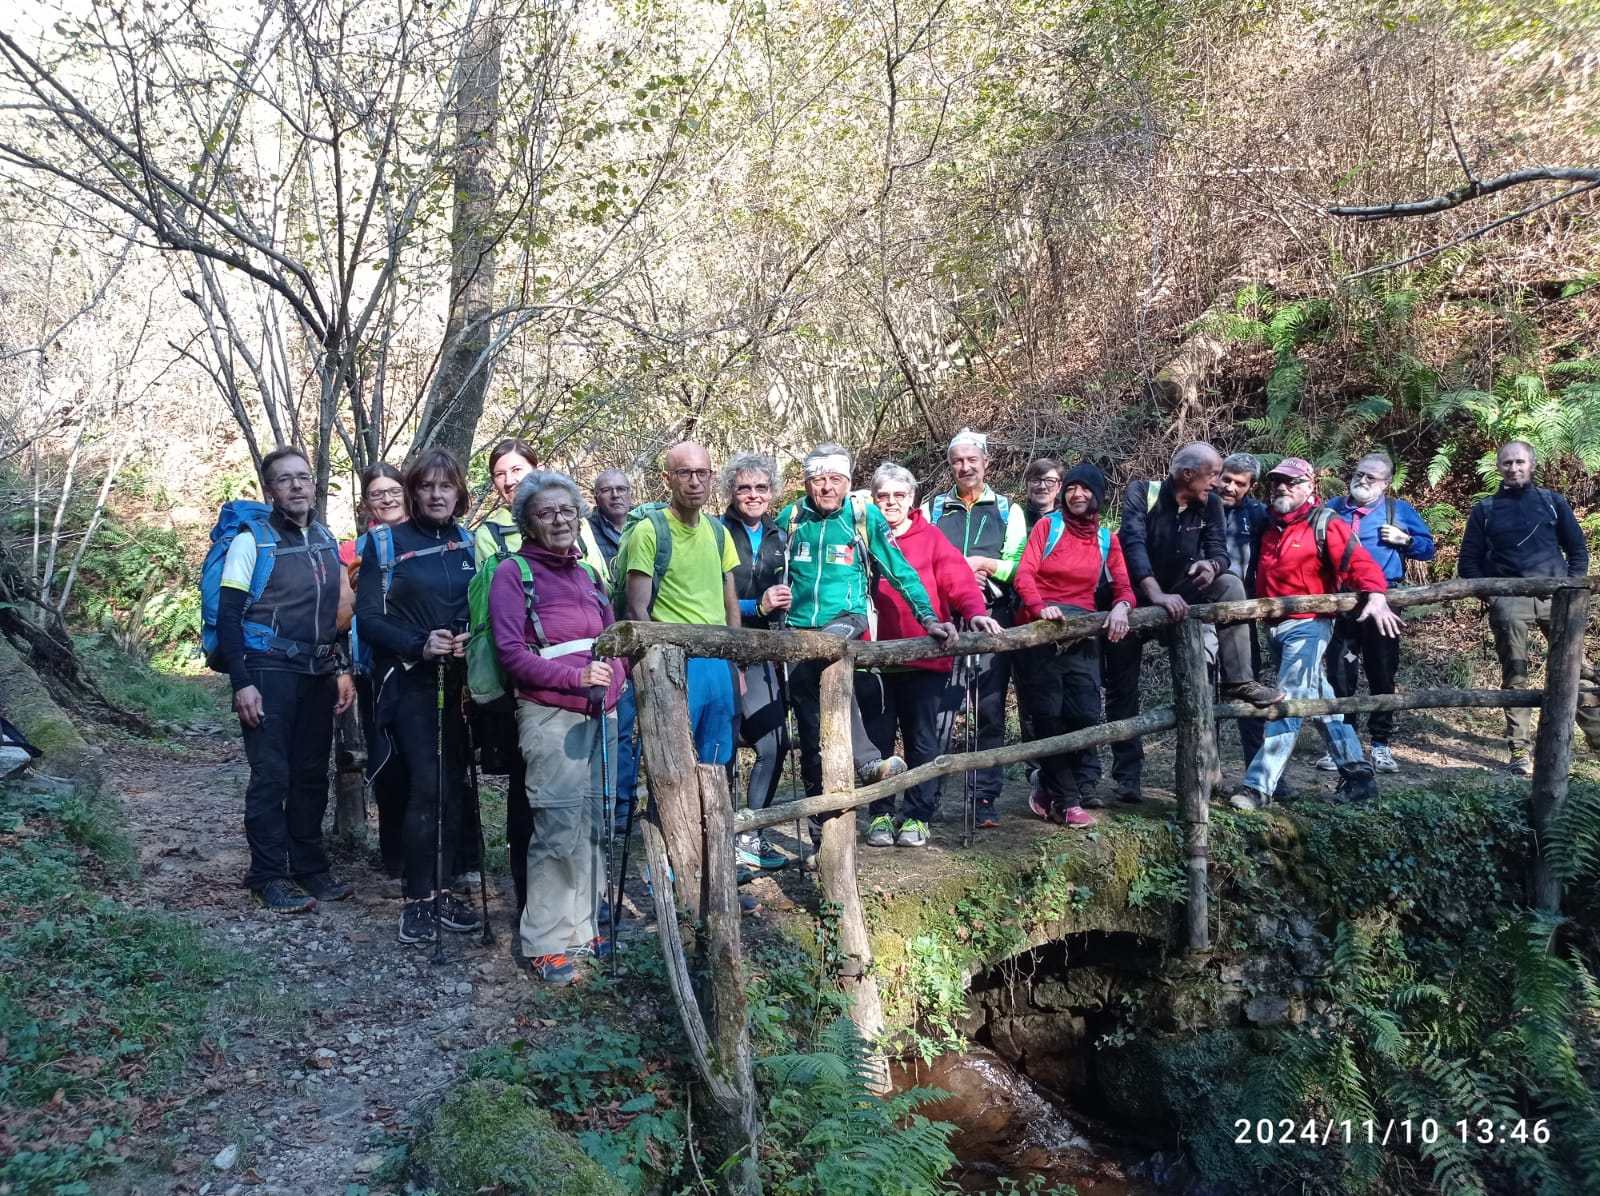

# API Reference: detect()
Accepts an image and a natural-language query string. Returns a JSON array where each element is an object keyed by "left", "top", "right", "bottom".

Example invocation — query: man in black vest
[
  {"left": 1106, "top": 442, "right": 1282, "bottom": 802},
  {"left": 217, "top": 447, "right": 355, "bottom": 913},
  {"left": 923, "top": 428, "right": 1027, "bottom": 827},
  {"left": 1457, "top": 439, "right": 1600, "bottom": 773}
]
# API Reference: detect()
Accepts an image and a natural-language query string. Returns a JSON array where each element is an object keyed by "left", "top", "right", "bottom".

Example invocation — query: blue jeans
[
  {"left": 686, "top": 656, "right": 737, "bottom": 766},
  {"left": 1244, "top": 618, "right": 1363, "bottom": 796}
]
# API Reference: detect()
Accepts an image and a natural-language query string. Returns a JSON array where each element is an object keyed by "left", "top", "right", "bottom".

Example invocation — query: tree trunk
[
  {"left": 632, "top": 645, "right": 706, "bottom": 917},
  {"left": 424, "top": 12, "right": 502, "bottom": 458}
]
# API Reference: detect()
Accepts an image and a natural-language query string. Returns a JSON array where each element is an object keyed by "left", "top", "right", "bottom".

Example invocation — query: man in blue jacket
[
  {"left": 1319, "top": 451, "right": 1435, "bottom": 774},
  {"left": 1458, "top": 440, "right": 1600, "bottom": 774}
]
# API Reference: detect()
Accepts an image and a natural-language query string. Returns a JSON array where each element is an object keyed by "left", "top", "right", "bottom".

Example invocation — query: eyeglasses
[
  {"left": 1028, "top": 476, "right": 1062, "bottom": 488},
  {"left": 875, "top": 490, "right": 914, "bottom": 503},
  {"left": 269, "top": 472, "right": 314, "bottom": 488},
  {"left": 1350, "top": 470, "right": 1389, "bottom": 484},
  {"left": 670, "top": 468, "right": 712, "bottom": 483},
  {"left": 366, "top": 487, "right": 404, "bottom": 505},
  {"left": 734, "top": 482, "right": 770, "bottom": 495},
  {"left": 532, "top": 505, "right": 579, "bottom": 524}
]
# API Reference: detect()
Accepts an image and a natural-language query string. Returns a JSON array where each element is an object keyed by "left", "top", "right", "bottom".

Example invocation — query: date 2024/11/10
[{"left": 1233, "top": 1118, "right": 1552, "bottom": 1147}]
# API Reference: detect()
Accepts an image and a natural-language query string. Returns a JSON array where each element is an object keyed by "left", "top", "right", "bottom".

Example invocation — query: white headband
[
  {"left": 948, "top": 427, "right": 988, "bottom": 455},
  {"left": 804, "top": 454, "right": 851, "bottom": 479}
]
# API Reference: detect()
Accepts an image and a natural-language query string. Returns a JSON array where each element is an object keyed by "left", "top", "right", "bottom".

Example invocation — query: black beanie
[{"left": 1062, "top": 462, "right": 1107, "bottom": 512}]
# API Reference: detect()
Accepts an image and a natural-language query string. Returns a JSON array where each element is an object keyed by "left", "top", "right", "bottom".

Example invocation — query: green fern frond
[
  {"left": 1345, "top": 395, "right": 1393, "bottom": 424},
  {"left": 1547, "top": 356, "right": 1600, "bottom": 381}
]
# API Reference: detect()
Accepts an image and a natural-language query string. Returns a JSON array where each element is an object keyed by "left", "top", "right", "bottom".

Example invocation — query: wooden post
[
  {"left": 1530, "top": 586, "right": 1589, "bottom": 912},
  {"left": 814, "top": 651, "right": 887, "bottom": 1076},
  {"left": 332, "top": 703, "right": 367, "bottom": 845},
  {"left": 631, "top": 644, "right": 705, "bottom": 917},
  {"left": 698, "top": 765, "right": 762, "bottom": 1193},
  {"left": 1169, "top": 619, "right": 1215, "bottom": 951}
]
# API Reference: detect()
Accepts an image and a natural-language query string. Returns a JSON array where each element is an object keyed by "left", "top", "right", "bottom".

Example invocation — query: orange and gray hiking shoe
[{"left": 529, "top": 954, "right": 576, "bottom": 985}]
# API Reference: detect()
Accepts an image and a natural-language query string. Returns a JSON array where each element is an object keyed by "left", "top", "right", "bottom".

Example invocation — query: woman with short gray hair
[{"left": 489, "top": 471, "right": 621, "bottom": 985}]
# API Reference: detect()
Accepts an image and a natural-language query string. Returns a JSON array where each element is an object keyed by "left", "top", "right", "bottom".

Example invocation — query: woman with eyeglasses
[
  {"left": 341, "top": 463, "right": 411, "bottom": 891},
  {"left": 489, "top": 471, "right": 621, "bottom": 985},
  {"left": 355, "top": 448, "right": 482, "bottom": 945},
  {"left": 718, "top": 453, "right": 792, "bottom": 872},
  {"left": 863, "top": 463, "right": 1003, "bottom": 848}
]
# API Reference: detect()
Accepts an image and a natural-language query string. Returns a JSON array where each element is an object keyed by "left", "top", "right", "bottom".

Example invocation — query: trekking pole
[
  {"left": 463, "top": 712, "right": 494, "bottom": 946},
  {"left": 611, "top": 779, "right": 639, "bottom": 965},
  {"left": 590, "top": 681, "right": 616, "bottom": 966},
  {"left": 962, "top": 656, "right": 978, "bottom": 849},
  {"left": 432, "top": 654, "right": 447, "bottom": 965}
]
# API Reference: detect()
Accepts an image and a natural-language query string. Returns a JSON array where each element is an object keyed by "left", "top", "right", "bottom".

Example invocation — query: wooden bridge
[{"left": 593, "top": 575, "right": 1593, "bottom": 1194}]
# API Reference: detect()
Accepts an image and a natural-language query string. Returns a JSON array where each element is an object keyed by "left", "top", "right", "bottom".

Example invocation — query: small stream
[{"left": 892, "top": 1047, "right": 1176, "bottom": 1195}]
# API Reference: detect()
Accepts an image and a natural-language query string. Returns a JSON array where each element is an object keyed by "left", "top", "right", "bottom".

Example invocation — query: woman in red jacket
[
  {"left": 1013, "top": 462, "right": 1134, "bottom": 826},
  {"left": 864, "top": 463, "right": 1003, "bottom": 847}
]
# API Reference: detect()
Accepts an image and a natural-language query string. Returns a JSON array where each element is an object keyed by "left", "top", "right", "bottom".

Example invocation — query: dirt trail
[{"left": 107, "top": 732, "right": 543, "bottom": 1195}]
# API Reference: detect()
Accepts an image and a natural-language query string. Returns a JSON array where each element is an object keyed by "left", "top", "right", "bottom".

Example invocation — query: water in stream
[{"left": 892, "top": 1047, "right": 1170, "bottom": 1195}]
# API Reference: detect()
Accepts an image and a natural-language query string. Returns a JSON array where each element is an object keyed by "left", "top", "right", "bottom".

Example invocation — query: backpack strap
[
  {"left": 1384, "top": 495, "right": 1396, "bottom": 530},
  {"left": 1042, "top": 511, "right": 1064, "bottom": 558},
  {"left": 993, "top": 490, "right": 1010, "bottom": 522},
  {"left": 927, "top": 491, "right": 949, "bottom": 526},
  {"left": 487, "top": 520, "right": 513, "bottom": 558},
  {"left": 1145, "top": 481, "right": 1160, "bottom": 513},
  {"left": 513, "top": 555, "right": 547, "bottom": 649},
  {"left": 1098, "top": 525, "right": 1112, "bottom": 584},
  {"left": 243, "top": 519, "right": 278, "bottom": 605}
]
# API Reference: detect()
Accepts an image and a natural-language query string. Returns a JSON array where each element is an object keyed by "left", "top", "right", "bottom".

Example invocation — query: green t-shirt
[{"left": 621, "top": 507, "right": 738, "bottom": 625}]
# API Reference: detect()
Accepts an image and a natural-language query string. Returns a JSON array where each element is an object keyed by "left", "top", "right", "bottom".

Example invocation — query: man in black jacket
[
  {"left": 587, "top": 469, "right": 631, "bottom": 566},
  {"left": 217, "top": 447, "right": 356, "bottom": 913},
  {"left": 1103, "top": 443, "right": 1282, "bottom": 801},
  {"left": 720, "top": 453, "right": 792, "bottom": 871},
  {"left": 1457, "top": 440, "right": 1600, "bottom": 773}
]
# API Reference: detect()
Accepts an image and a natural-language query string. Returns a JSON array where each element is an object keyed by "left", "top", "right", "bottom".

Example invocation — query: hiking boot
[
  {"left": 1509, "top": 751, "right": 1534, "bottom": 777},
  {"left": 1220, "top": 681, "right": 1285, "bottom": 707},
  {"left": 1078, "top": 782, "right": 1106, "bottom": 810},
  {"left": 437, "top": 892, "right": 483, "bottom": 933},
  {"left": 1335, "top": 761, "right": 1379, "bottom": 803},
  {"left": 736, "top": 831, "right": 787, "bottom": 870},
  {"left": 299, "top": 873, "right": 354, "bottom": 902},
  {"left": 1371, "top": 744, "right": 1399, "bottom": 774},
  {"left": 253, "top": 879, "right": 317, "bottom": 915},
  {"left": 1273, "top": 780, "right": 1298, "bottom": 802},
  {"left": 865, "top": 815, "right": 896, "bottom": 847},
  {"left": 896, "top": 819, "right": 929, "bottom": 847},
  {"left": 1227, "top": 787, "right": 1269, "bottom": 811},
  {"left": 739, "top": 893, "right": 761, "bottom": 914},
  {"left": 570, "top": 936, "right": 612, "bottom": 960},
  {"left": 529, "top": 954, "right": 576, "bottom": 985},
  {"left": 1313, "top": 754, "right": 1338, "bottom": 771},
  {"left": 1114, "top": 785, "right": 1142, "bottom": 805},
  {"left": 398, "top": 900, "right": 437, "bottom": 943},
  {"left": 452, "top": 871, "right": 482, "bottom": 896},
  {"left": 858, "top": 756, "right": 908, "bottom": 785},
  {"left": 1027, "top": 788, "right": 1051, "bottom": 820},
  {"left": 975, "top": 799, "right": 1000, "bottom": 829},
  {"left": 1057, "top": 805, "right": 1096, "bottom": 827}
]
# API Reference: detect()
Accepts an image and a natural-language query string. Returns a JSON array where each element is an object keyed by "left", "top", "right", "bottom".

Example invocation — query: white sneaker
[
  {"left": 1313, "top": 754, "right": 1338, "bottom": 772},
  {"left": 1371, "top": 745, "right": 1399, "bottom": 773}
]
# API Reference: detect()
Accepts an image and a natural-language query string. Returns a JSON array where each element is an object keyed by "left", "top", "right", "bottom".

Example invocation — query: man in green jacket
[{"left": 779, "top": 443, "right": 956, "bottom": 809}]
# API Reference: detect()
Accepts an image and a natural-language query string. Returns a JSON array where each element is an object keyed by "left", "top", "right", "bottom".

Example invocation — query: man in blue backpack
[
  {"left": 1458, "top": 440, "right": 1600, "bottom": 774},
  {"left": 215, "top": 447, "right": 356, "bottom": 913}
]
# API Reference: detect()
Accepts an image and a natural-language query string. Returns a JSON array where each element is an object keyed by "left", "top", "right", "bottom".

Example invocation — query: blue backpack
[
  {"left": 200, "top": 501, "right": 336, "bottom": 671},
  {"left": 1041, "top": 512, "right": 1112, "bottom": 582}
]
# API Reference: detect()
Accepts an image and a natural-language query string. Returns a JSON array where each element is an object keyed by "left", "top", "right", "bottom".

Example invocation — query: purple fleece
[{"left": 489, "top": 542, "right": 623, "bottom": 713}]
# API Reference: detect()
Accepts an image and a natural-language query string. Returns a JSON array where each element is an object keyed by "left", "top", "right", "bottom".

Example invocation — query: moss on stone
[
  {"left": 0, "top": 637, "right": 102, "bottom": 787},
  {"left": 409, "top": 1080, "right": 625, "bottom": 1196}
]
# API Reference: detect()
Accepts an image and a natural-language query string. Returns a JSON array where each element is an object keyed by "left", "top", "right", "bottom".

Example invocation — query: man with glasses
[
  {"left": 1228, "top": 457, "right": 1396, "bottom": 810},
  {"left": 1022, "top": 458, "right": 1065, "bottom": 531},
  {"left": 621, "top": 441, "right": 742, "bottom": 765},
  {"left": 1318, "top": 452, "right": 1434, "bottom": 774},
  {"left": 216, "top": 447, "right": 356, "bottom": 913},
  {"left": 1458, "top": 440, "right": 1600, "bottom": 774},
  {"left": 588, "top": 469, "right": 633, "bottom": 566}
]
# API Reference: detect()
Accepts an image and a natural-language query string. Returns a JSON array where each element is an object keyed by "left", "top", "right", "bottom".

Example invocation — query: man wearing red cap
[{"left": 1228, "top": 457, "right": 1401, "bottom": 810}]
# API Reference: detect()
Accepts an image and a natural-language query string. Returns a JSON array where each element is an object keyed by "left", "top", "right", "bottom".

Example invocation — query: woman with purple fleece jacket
[{"left": 489, "top": 470, "right": 622, "bottom": 986}]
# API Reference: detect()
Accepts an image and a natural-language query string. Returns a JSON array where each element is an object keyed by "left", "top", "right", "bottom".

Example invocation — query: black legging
[
  {"left": 371, "top": 662, "right": 469, "bottom": 901},
  {"left": 357, "top": 674, "right": 409, "bottom": 877},
  {"left": 735, "top": 661, "right": 789, "bottom": 811}
]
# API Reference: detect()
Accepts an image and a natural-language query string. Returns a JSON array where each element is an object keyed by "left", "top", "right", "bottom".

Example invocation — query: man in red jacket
[{"left": 1228, "top": 457, "right": 1402, "bottom": 810}]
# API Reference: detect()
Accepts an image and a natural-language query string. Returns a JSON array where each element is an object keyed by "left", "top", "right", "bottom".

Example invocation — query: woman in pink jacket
[
  {"left": 489, "top": 471, "right": 623, "bottom": 985},
  {"left": 863, "top": 463, "right": 1003, "bottom": 848}
]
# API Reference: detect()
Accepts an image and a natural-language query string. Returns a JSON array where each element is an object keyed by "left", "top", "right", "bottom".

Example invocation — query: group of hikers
[{"left": 209, "top": 430, "right": 1598, "bottom": 983}]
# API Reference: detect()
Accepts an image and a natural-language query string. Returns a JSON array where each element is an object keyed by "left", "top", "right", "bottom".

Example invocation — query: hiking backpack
[
  {"left": 608, "top": 502, "right": 727, "bottom": 618},
  {"left": 925, "top": 488, "right": 1012, "bottom": 528},
  {"left": 466, "top": 524, "right": 605, "bottom": 705},
  {"left": 199, "top": 501, "right": 338, "bottom": 672}
]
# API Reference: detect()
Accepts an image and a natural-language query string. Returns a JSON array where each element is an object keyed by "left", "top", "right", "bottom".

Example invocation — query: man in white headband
[
  {"left": 922, "top": 426, "right": 1027, "bottom": 828},
  {"left": 779, "top": 444, "right": 955, "bottom": 850}
]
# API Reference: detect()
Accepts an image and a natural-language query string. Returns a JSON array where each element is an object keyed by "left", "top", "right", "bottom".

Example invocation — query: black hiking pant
[
  {"left": 357, "top": 674, "right": 408, "bottom": 877},
  {"left": 1014, "top": 614, "right": 1102, "bottom": 805},
  {"left": 861, "top": 668, "right": 961, "bottom": 823},
  {"left": 239, "top": 668, "right": 336, "bottom": 890},
  {"left": 1327, "top": 612, "right": 1402, "bottom": 745},
  {"left": 371, "top": 662, "right": 469, "bottom": 901}
]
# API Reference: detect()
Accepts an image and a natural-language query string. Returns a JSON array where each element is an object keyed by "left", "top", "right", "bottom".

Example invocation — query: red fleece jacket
[
  {"left": 870, "top": 511, "right": 987, "bottom": 673},
  {"left": 1014, "top": 514, "right": 1135, "bottom": 620},
  {"left": 1256, "top": 501, "right": 1387, "bottom": 616}
]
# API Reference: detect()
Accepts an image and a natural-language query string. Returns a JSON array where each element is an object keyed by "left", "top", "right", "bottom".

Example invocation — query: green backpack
[
  {"left": 466, "top": 522, "right": 603, "bottom": 706},
  {"left": 608, "top": 502, "right": 727, "bottom": 618}
]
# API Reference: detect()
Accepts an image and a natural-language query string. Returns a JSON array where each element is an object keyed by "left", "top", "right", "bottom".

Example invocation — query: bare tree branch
[{"left": 1328, "top": 166, "right": 1600, "bottom": 220}]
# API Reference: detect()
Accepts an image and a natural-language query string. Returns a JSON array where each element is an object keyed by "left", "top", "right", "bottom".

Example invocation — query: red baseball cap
[{"left": 1267, "top": 456, "right": 1315, "bottom": 481}]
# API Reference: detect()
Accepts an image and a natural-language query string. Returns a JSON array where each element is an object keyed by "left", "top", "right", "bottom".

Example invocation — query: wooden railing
[{"left": 594, "top": 575, "right": 1594, "bottom": 1188}]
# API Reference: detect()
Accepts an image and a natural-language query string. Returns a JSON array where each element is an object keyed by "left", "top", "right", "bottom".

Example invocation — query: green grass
[
  {"left": 73, "top": 633, "right": 230, "bottom": 727},
  {"left": 0, "top": 782, "right": 250, "bottom": 1194}
]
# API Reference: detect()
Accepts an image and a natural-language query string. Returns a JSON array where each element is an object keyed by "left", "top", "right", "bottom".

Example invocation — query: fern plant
[{"left": 1425, "top": 358, "right": 1600, "bottom": 487}]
